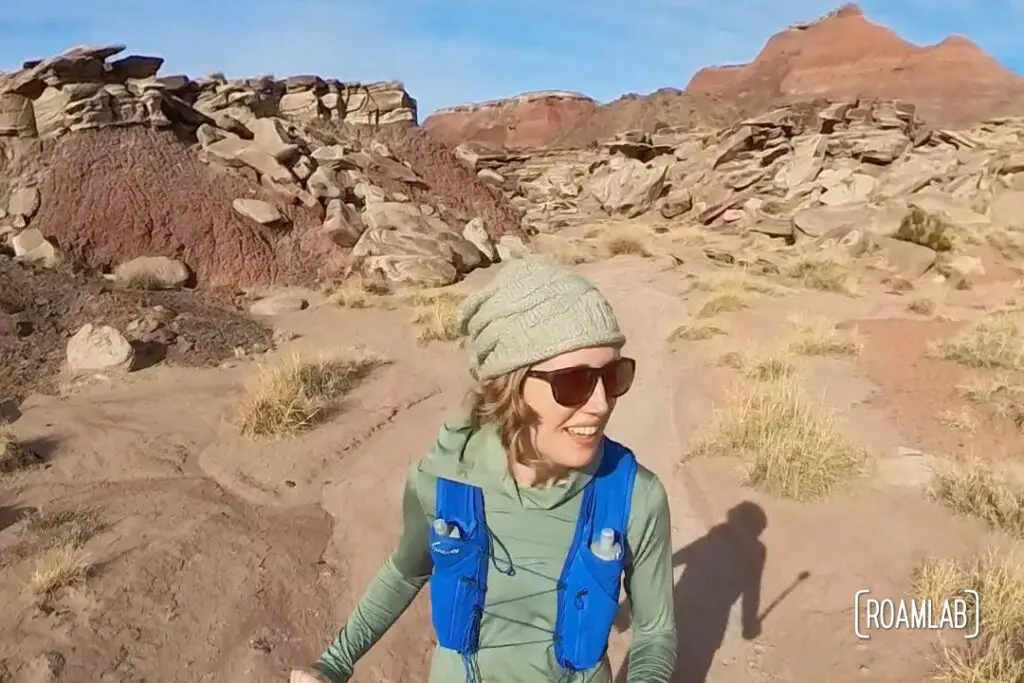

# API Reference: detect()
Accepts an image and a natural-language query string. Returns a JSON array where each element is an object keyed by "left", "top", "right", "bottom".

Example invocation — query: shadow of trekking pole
[{"left": 757, "top": 570, "right": 810, "bottom": 623}]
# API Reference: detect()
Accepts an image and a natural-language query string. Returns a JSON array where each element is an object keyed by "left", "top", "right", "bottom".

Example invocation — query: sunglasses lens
[
  {"left": 547, "top": 358, "right": 636, "bottom": 406},
  {"left": 604, "top": 358, "right": 636, "bottom": 398},
  {"left": 550, "top": 368, "right": 598, "bottom": 407}
]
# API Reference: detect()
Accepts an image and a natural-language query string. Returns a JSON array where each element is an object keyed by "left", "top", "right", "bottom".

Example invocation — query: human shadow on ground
[{"left": 614, "top": 501, "right": 796, "bottom": 683}]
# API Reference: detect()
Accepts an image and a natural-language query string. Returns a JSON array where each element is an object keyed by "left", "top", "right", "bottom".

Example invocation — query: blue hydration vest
[{"left": 427, "top": 437, "right": 638, "bottom": 680}]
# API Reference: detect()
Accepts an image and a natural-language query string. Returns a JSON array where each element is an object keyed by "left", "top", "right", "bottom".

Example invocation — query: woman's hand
[{"left": 289, "top": 668, "right": 333, "bottom": 683}]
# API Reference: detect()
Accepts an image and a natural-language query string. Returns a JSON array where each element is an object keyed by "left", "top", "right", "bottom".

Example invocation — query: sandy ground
[{"left": 1, "top": 220, "right": 1021, "bottom": 682}]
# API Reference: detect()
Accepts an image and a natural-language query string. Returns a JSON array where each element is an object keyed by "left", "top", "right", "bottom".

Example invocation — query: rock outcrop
[
  {"left": 423, "top": 88, "right": 736, "bottom": 151},
  {"left": 466, "top": 96, "right": 1024, "bottom": 285},
  {"left": 424, "top": 91, "right": 600, "bottom": 150},
  {"left": 688, "top": 3, "right": 1024, "bottom": 129},
  {"left": 0, "top": 44, "right": 522, "bottom": 288},
  {"left": 424, "top": 3, "right": 1024, "bottom": 150}
]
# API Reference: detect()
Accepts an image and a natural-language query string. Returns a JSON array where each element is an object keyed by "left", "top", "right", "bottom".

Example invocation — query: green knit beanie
[{"left": 456, "top": 258, "right": 626, "bottom": 380}]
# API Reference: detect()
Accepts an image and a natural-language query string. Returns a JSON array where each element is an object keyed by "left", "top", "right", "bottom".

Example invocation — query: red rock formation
[
  {"left": 687, "top": 3, "right": 1024, "bottom": 127},
  {"left": 423, "top": 3, "right": 1024, "bottom": 150},
  {"left": 423, "top": 91, "right": 600, "bottom": 150}
]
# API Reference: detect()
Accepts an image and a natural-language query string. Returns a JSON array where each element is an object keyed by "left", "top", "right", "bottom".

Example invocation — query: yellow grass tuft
[
  {"left": 783, "top": 314, "right": 863, "bottom": 357},
  {"left": 692, "top": 269, "right": 788, "bottom": 297},
  {"left": 692, "top": 375, "right": 863, "bottom": 500},
  {"left": 0, "top": 424, "right": 35, "bottom": 473},
  {"left": 30, "top": 541, "right": 90, "bottom": 595},
  {"left": 933, "top": 313, "right": 1024, "bottom": 371},
  {"left": 406, "top": 290, "right": 466, "bottom": 344},
  {"left": 932, "top": 460, "right": 1024, "bottom": 538},
  {"left": 603, "top": 235, "right": 652, "bottom": 257},
  {"left": 238, "top": 352, "right": 387, "bottom": 438},
  {"left": 667, "top": 322, "right": 727, "bottom": 342},
  {"left": 717, "top": 350, "right": 795, "bottom": 381},
  {"left": 957, "top": 375, "right": 1024, "bottom": 420},
  {"left": 697, "top": 292, "right": 748, "bottom": 318},
  {"left": 788, "top": 254, "right": 859, "bottom": 294},
  {"left": 911, "top": 551, "right": 1024, "bottom": 682},
  {"left": 907, "top": 297, "right": 937, "bottom": 316}
]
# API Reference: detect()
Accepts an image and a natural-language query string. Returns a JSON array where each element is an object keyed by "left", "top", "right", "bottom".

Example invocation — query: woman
[{"left": 291, "top": 259, "right": 676, "bottom": 682}]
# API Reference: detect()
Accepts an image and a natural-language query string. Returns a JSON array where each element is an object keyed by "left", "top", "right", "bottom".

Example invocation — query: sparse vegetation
[
  {"left": 407, "top": 290, "right": 466, "bottom": 344},
  {"left": 717, "top": 350, "right": 795, "bottom": 381},
  {"left": 697, "top": 292, "right": 748, "bottom": 318},
  {"left": 938, "top": 407, "right": 979, "bottom": 433},
  {"left": 692, "top": 268, "right": 788, "bottom": 297},
  {"left": 30, "top": 542, "right": 90, "bottom": 595},
  {"left": 957, "top": 375, "right": 1024, "bottom": 421},
  {"left": 784, "top": 315, "right": 863, "bottom": 357},
  {"left": 932, "top": 460, "right": 1024, "bottom": 538},
  {"left": 692, "top": 375, "right": 863, "bottom": 500},
  {"left": 907, "top": 297, "right": 937, "bottom": 315},
  {"left": 788, "top": 254, "right": 859, "bottom": 294},
  {"left": 238, "top": 352, "right": 387, "bottom": 437},
  {"left": 912, "top": 552, "right": 1024, "bottom": 682},
  {"left": 895, "top": 207, "right": 958, "bottom": 252},
  {"left": 21, "top": 508, "right": 105, "bottom": 597},
  {"left": 933, "top": 312, "right": 1024, "bottom": 371},
  {"left": 668, "top": 322, "right": 727, "bottom": 342},
  {"left": 0, "top": 424, "right": 35, "bottom": 473},
  {"left": 603, "top": 235, "right": 651, "bottom": 257},
  {"left": 327, "top": 276, "right": 392, "bottom": 308}
]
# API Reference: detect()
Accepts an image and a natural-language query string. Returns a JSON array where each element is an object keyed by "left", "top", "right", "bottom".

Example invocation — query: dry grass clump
[
  {"left": 938, "top": 407, "right": 980, "bottom": 433},
  {"left": 603, "top": 235, "right": 652, "bottom": 257},
  {"left": 238, "top": 351, "right": 387, "bottom": 438},
  {"left": 787, "top": 254, "right": 859, "bottom": 294},
  {"left": 717, "top": 350, "right": 795, "bottom": 381},
  {"left": 933, "top": 313, "right": 1024, "bottom": 371},
  {"left": 697, "top": 292, "right": 748, "bottom": 318},
  {"left": 783, "top": 315, "right": 863, "bottom": 357},
  {"left": 692, "top": 375, "right": 863, "bottom": 500},
  {"left": 907, "top": 297, "right": 937, "bottom": 315},
  {"left": 0, "top": 424, "right": 36, "bottom": 473},
  {"left": 327, "top": 276, "right": 392, "bottom": 309},
  {"left": 957, "top": 375, "right": 1024, "bottom": 421},
  {"left": 896, "top": 207, "right": 958, "bottom": 252},
  {"left": 932, "top": 460, "right": 1024, "bottom": 538},
  {"left": 405, "top": 290, "right": 466, "bottom": 344},
  {"left": 23, "top": 508, "right": 105, "bottom": 596},
  {"left": 30, "top": 543, "right": 91, "bottom": 595},
  {"left": 668, "top": 322, "right": 727, "bottom": 342},
  {"left": 912, "top": 551, "right": 1024, "bottom": 682},
  {"left": 692, "top": 269, "right": 788, "bottom": 297}
]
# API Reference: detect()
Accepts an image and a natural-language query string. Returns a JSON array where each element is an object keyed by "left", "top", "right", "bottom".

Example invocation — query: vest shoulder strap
[{"left": 587, "top": 437, "right": 638, "bottom": 539}]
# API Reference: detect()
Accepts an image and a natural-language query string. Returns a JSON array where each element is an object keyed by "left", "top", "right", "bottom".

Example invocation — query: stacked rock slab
[
  {"left": 0, "top": 44, "right": 509, "bottom": 288},
  {"left": 475, "top": 96, "right": 1024, "bottom": 285},
  {"left": 0, "top": 44, "right": 417, "bottom": 139}
]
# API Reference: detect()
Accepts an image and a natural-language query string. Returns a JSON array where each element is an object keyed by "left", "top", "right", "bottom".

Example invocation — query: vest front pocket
[
  {"left": 559, "top": 547, "right": 623, "bottom": 669},
  {"left": 429, "top": 531, "right": 486, "bottom": 652}
]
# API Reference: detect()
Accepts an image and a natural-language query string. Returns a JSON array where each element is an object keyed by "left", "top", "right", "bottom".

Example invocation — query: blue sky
[{"left": 1, "top": 1, "right": 1022, "bottom": 118}]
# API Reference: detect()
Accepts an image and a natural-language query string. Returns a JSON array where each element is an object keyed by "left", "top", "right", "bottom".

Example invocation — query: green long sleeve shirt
[{"left": 314, "top": 417, "right": 676, "bottom": 682}]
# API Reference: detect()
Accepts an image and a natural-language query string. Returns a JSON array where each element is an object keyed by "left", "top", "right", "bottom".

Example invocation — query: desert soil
[{"left": 2, "top": 215, "right": 1019, "bottom": 682}]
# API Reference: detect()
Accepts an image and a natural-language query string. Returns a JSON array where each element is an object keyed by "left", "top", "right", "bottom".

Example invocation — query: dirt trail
[{"left": 2, "top": 252, "right": 1017, "bottom": 682}]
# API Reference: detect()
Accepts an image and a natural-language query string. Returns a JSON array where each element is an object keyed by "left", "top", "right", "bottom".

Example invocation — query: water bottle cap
[{"left": 433, "top": 518, "right": 449, "bottom": 534}]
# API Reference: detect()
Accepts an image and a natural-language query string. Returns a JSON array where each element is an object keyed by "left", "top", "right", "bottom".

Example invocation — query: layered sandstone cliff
[
  {"left": 424, "top": 3, "right": 1024, "bottom": 150},
  {"left": 687, "top": 3, "right": 1024, "bottom": 128}
]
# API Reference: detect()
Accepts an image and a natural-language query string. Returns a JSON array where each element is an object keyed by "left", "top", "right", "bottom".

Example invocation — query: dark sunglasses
[{"left": 525, "top": 357, "right": 636, "bottom": 408}]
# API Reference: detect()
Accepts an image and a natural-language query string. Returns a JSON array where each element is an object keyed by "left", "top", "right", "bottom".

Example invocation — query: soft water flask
[{"left": 590, "top": 528, "right": 621, "bottom": 561}]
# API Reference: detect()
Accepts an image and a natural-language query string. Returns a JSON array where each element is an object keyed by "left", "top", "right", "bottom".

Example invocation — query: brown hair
[{"left": 466, "top": 367, "right": 569, "bottom": 487}]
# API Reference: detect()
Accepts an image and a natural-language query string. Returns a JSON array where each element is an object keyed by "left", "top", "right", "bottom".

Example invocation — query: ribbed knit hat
[{"left": 456, "top": 258, "right": 626, "bottom": 380}]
